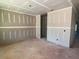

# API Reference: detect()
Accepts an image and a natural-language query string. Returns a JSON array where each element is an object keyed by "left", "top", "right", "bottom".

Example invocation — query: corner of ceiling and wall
[{"left": 0, "top": 0, "right": 72, "bottom": 16}]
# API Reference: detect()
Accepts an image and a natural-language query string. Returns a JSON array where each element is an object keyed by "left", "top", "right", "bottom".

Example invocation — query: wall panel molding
[
  {"left": 0, "top": 26, "right": 36, "bottom": 28},
  {"left": 0, "top": 9, "right": 36, "bottom": 45}
]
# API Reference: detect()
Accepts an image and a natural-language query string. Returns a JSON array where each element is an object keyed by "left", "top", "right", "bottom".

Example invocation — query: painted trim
[
  {"left": 3, "top": 32, "right": 5, "bottom": 40},
  {"left": 19, "top": 15, "right": 21, "bottom": 24},
  {"left": 8, "top": 12, "right": 11, "bottom": 23},
  {"left": 23, "top": 15, "right": 25, "bottom": 24},
  {"left": 34, "top": 26, "right": 71, "bottom": 29},
  {"left": 47, "top": 27, "right": 71, "bottom": 29},
  {"left": 2, "top": 10, "right": 4, "bottom": 24},
  {"left": 14, "top": 30, "right": 16, "bottom": 39},
  {"left": 9, "top": 31, "right": 12, "bottom": 39},
  {"left": 0, "top": 26, "right": 36, "bottom": 28},
  {"left": 13, "top": 14, "right": 15, "bottom": 23},
  {"left": 23, "top": 30, "right": 26, "bottom": 37}
]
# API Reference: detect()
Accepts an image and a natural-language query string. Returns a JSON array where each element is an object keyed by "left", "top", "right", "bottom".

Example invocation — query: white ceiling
[{"left": 0, "top": 0, "right": 71, "bottom": 15}]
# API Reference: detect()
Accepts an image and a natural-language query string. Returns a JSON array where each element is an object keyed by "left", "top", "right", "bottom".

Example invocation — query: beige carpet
[{"left": 0, "top": 39, "right": 79, "bottom": 59}]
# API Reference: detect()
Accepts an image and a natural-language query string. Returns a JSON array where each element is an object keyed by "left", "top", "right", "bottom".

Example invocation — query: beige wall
[
  {"left": 35, "top": 7, "right": 76, "bottom": 48},
  {"left": 0, "top": 9, "right": 36, "bottom": 26},
  {"left": 36, "top": 15, "right": 40, "bottom": 39},
  {"left": 0, "top": 9, "right": 36, "bottom": 45},
  {"left": 47, "top": 7, "right": 72, "bottom": 47},
  {"left": 47, "top": 7, "right": 72, "bottom": 27}
]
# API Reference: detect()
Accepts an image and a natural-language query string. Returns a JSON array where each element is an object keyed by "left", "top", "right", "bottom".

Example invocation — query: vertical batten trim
[
  {"left": 31, "top": 30, "right": 33, "bottom": 37},
  {"left": 27, "top": 16, "right": 28, "bottom": 25},
  {"left": 19, "top": 15, "right": 21, "bottom": 24},
  {"left": 32, "top": 17, "right": 34, "bottom": 25},
  {"left": 26, "top": 31, "right": 27, "bottom": 37},
  {"left": 13, "top": 15, "right": 15, "bottom": 23},
  {"left": 23, "top": 30, "right": 25, "bottom": 37},
  {"left": 2, "top": 10, "right": 4, "bottom": 24},
  {"left": 29, "top": 30, "right": 30, "bottom": 37},
  {"left": 29, "top": 17, "right": 31, "bottom": 24},
  {"left": 19, "top": 30, "right": 21, "bottom": 37},
  {"left": 31, "top": 30, "right": 32, "bottom": 37},
  {"left": 64, "top": 11, "right": 66, "bottom": 28},
  {"left": 32, "top": 30, "right": 33, "bottom": 37},
  {"left": 3, "top": 32, "right": 5, "bottom": 40},
  {"left": 23, "top": 15, "right": 25, "bottom": 24},
  {"left": 32, "top": 30, "right": 34, "bottom": 36},
  {"left": 14, "top": 30, "right": 16, "bottom": 39},
  {"left": 8, "top": 12, "right": 11, "bottom": 23},
  {"left": 30, "top": 17, "right": 32, "bottom": 24},
  {"left": 9, "top": 31, "right": 12, "bottom": 40},
  {"left": 27, "top": 31, "right": 28, "bottom": 37}
]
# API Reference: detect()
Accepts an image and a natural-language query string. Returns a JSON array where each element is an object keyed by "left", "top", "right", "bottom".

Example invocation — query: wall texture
[
  {"left": 0, "top": 9, "right": 36, "bottom": 45},
  {"left": 36, "top": 15, "right": 40, "bottom": 39},
  {"left": 47, "top": 7, "right": 72, "bottom": 47}
]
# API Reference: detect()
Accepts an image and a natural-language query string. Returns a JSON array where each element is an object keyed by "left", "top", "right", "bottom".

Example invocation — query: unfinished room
[{"left": 0, "top": 0, "right": 79, "bottom": 59}]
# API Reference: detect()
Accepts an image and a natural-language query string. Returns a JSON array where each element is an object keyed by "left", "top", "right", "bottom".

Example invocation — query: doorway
[
  {"left": 40, "top": 14, "right": 47, "bottom": 39},
  {"left": 75, "top": 21, "right": 79, "bottom": 39}
]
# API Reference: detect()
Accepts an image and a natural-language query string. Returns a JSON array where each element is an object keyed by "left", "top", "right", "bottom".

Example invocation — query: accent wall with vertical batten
[
  {"left": 0, "top": 9, "right": 36, "bottom": 45},
  {"left": 47, "top": 6, "right": 76, "bottom": 48}
]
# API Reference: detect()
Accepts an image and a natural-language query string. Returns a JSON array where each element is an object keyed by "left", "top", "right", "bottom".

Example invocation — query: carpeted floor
[{"left": 0, "top": 39, "right": 79, "bottom": 59}]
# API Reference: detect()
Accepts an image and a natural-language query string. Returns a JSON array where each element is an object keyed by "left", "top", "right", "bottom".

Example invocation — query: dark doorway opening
[
  {"left": 72, "top": 20, "right": 79, "bottom": 48},
  {"left": 76, "top": 21, "right": 79, "bottom": 39},
  {"left": 40, "top": 14, "right": 47, "bottom": 39}
]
